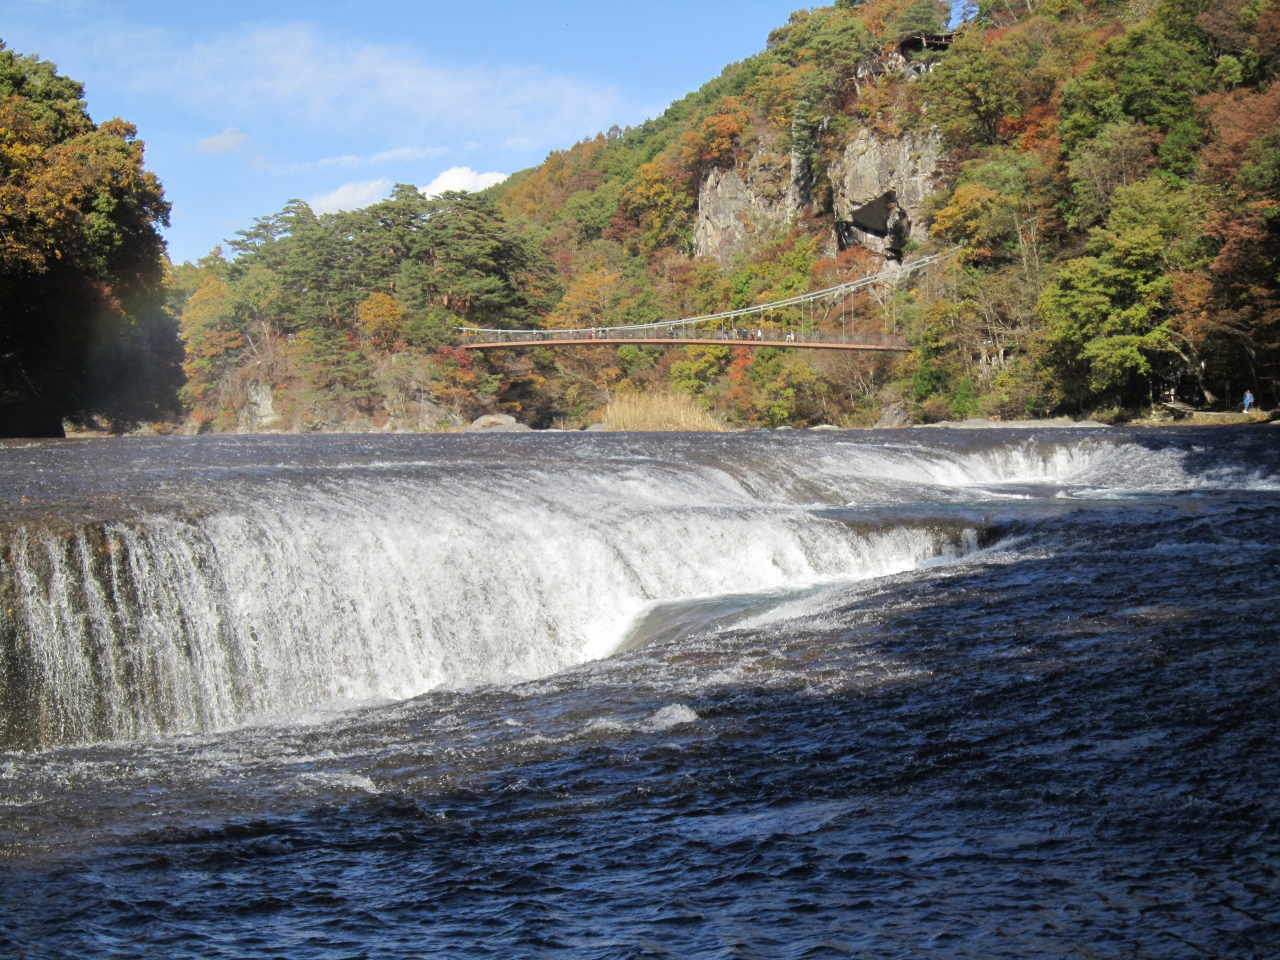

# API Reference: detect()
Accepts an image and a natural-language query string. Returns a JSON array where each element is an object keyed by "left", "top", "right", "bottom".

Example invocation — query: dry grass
[{"left": 602, "top": 392, "right": 726, "bottom": 432}]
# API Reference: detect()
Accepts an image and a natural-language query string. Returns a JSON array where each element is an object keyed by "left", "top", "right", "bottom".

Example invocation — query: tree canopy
[
  {"left": 170, "top": 0, "right": 1280, "bottom": 431},
  {"left": 0, "top": 41, "right": 180, "bottom": 437}
]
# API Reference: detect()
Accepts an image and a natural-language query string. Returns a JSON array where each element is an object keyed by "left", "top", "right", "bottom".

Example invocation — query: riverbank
[{"left": 56, "top": 407, "right": 1278, "bottom": 438}]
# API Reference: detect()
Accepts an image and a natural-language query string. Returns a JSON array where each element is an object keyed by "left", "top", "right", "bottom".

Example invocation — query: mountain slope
[{"left": 175, "top": 0, "right": 1280, "bottom": 431}]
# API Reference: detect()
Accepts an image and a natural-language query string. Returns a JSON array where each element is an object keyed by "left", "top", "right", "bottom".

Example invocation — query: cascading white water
[
  {"left": 5, "top": 432, "right": 1259, "bottom": 749},
  {"left": 1, "top": 479, "right": 975, "bottom": 747}
]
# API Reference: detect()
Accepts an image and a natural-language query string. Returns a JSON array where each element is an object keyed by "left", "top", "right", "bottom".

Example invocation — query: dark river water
[{"left": 1, "top": 428, "right": 1278, "bottom": 958}]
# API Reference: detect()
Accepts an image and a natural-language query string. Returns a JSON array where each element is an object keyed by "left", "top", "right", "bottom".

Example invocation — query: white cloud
[
  {"left": 313, "top": 146, "right": 451, "bottom": 170},
  {"left": 371, "top": 146, "right": 452, "bottom": 164},
  {"left": 310, "top": 178, "right": 392, "bottom": 214},
  {"left": 420, "top": 167, "right": 508, "bottom": 197},
  {"left": 197, "top": 126, "right": 248, "bottom": 154},
  {"left": 306, "top": 169, "right": 504, "bottom": 215},
  {"left": 315, "top": 154, "right": 363, "bottom": 170},
  {"left": 131, "top": 24, "right": 624, "bottom": 147}
]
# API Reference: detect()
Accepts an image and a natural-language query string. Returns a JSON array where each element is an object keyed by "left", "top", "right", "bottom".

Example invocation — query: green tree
[
  {"left": 1059, "top": 25, "right": 1211, "bottom": 173},
  {"left": 916, "top": 30, "right": 1033, "bottom": 145},
  {"left": 670, "top": 345, "right": 731, "bottom": 397},
  {"left": 0, "top": 42, "right": 178, "bottom": 436},
  {"left": 894, "top": 1, "right": 947, "bottom": 37},
  {"left": 1038, "top": 180, "right": 1210, "bottom": 406}
]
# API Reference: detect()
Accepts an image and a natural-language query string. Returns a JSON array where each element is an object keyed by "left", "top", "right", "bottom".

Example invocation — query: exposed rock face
[
  {"left": 694, "top": 132, "right": 796, "bottom": 262},
  {"left": 695, "top": 126, "right": 942, "bottom": 263},
  {"left": 237, "top": 382, "right": 281, "bottom": 434},
  {"left": 694, "top": 169, "right": 786, "bottom": 262},
  {"left": 829, "top": 129, "right": 942, "bottom": 259},
  {"left": 874, "top": 401, "right": 911, "bottom": 429}
]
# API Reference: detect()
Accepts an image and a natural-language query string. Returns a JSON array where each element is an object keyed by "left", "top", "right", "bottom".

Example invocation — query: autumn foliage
[
  {"left": 167, "top": 0, "right": 1280, "bottom": 431},
  {"left": 0, "top": 41, "right": 180, "bottom": 436}
]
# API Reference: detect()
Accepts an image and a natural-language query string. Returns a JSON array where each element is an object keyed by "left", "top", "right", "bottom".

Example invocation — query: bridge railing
[
  {"left": 456, "top": 249, "right": 958, "bottom": 346},
  {"left": 460, "top": 327, "right": 907, "bottom": 347}
]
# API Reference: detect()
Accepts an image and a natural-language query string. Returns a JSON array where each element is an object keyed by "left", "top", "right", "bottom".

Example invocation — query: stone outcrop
[
  {"left": 466, "top": 413, "right": 532, "bottom": 433},
  {"left": 693, "top": 132, "right": 796, "bottom": 262},
  {"left": 695, "top": 125, "right": 943, "bottom": 263},
  {"left": 236, "top": 382, "right": 281, "bottom": 434},
  {"left": 694, "top": 169, "right": 786, "bottom": 262},
  {"left": 874, "top": 401, "right": 911, "bottom": 429},
  {"left": 829, "top": 129, "right": 942, "bottom": 259}
]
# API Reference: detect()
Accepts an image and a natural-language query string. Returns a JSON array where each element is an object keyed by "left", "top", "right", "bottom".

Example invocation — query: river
[{"left": 1, "top": 428, "right": 1278, "bottom": 957}]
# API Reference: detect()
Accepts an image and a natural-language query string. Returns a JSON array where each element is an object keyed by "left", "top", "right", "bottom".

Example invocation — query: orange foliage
[
  {"left": 679, "top": 98, "right": 752, "bottom": 176},
  {"left": 1200, "top": 85, "right": 1280, "bottom": 184},
  {"left": 497, "top": 135, "right": 610, "bottom": 224}
]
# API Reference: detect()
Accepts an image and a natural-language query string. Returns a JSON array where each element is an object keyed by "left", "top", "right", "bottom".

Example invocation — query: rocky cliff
[
  {"left": 829, "top": 128, "right": 942, "bottom": 258},
  {"left": 695, "top": 126, "right": 943, "bottom": 263},
  {"left": 693, "top": 131, "right": 802, "bottom": 262}
]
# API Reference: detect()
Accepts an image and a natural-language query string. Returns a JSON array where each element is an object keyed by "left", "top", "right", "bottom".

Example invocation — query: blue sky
[
  {"left": 1, "top": 2, "right": 965, "bottom": 263},
  {"left": 0, "top": 0, "right": 799, "bottom": 262}
]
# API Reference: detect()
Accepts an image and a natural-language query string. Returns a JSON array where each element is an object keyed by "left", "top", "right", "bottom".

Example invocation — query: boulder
[{"left": 465, "top": 414, "right": 532, "bottom": 433}]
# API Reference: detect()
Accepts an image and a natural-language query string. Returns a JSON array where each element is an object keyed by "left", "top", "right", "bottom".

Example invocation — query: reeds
[{"left": 602, "top": 392, "right": 726, "bottom": 432}]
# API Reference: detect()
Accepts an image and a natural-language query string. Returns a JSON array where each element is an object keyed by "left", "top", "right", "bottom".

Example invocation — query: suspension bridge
[{"left": 457, "top": 250, "right": 958, "bottom": 353}]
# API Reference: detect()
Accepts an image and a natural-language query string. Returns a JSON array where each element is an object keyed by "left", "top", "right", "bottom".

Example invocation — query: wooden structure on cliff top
[{"left": 459, "top": 250, "right": 958, "bottom": 354}]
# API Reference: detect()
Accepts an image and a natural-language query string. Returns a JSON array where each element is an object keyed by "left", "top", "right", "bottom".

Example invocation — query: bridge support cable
[{"left": 456, "top": 249, "right": 959, "bottom": 351}]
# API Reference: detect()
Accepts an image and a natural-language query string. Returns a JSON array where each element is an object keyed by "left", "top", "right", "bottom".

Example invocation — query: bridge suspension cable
[{"left": 456, "top": 249, "right": 960, "bottom": 345}]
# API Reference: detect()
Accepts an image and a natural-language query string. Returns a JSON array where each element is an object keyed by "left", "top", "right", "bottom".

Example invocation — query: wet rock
[{"left": 466, "top": 414, "right": 532, "bottom": 433}]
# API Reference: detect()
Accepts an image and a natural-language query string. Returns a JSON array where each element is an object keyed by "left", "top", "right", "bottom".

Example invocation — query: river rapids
[{"left": 1, "top": 428, "right": 1278, "bottom": 957}]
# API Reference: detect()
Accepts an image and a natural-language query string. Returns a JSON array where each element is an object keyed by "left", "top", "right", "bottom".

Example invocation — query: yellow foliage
[
  {"left": 931, "top": 184, "right": 1003, "bottom": 244},
  {"left": 0, "top": 105, "right": 166, "bottom": 278},
  {"left": 549, "top": 269, "right": 622, "bottom": 328},
  {"left": 357, "top": 292, "right": 406, "bottom": 348},
  {"left": 179, "top": 277, "right": 243, "bottom": 403}
]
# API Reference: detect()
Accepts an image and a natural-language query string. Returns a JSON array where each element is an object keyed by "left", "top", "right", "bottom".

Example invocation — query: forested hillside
[
  {"left": 0, "top": 43, "right": 181, "bottom": 437},
  {"left": 173, "top": 0, "right": 1280, "bottom": 432}
]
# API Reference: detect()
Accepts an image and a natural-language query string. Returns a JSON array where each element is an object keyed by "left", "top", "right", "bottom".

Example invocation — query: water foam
[
  {"left": 3, "top": 432, "right": 1271, "bottom": 749},
  {"left": 1, "top": 464, "right": 976, "bottom": 748}
]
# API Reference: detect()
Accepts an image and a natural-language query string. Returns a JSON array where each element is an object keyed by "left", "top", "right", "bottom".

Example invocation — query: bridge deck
[{"left": 460, "top": 337, "right": 909, "bottom": 352}]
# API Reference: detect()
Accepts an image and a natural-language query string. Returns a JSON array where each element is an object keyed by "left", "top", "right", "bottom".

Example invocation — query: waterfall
[
  {"left": 0, "top": 475, "right": 979, "bottom": 749},
  {"left": 4, "top": 430, "right": 1251, "bottom": 751}
]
